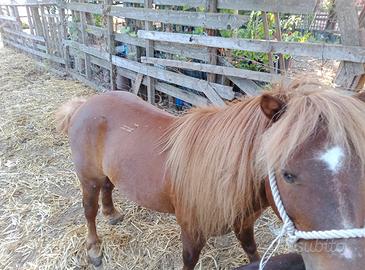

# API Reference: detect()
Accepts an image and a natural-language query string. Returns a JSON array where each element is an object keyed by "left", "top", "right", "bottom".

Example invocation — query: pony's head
[{"left": 259, "top": 81, "right": 365, "bottom": 270}]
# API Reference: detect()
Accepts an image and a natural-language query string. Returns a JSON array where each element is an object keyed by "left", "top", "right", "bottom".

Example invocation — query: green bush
[{"left": 219, "top": 11, "right": 312, "bottom": 72}]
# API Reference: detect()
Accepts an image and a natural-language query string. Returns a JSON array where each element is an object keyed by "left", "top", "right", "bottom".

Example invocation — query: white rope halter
[{"left": 259, "top": 169, "right": 365, "bottom": 270}]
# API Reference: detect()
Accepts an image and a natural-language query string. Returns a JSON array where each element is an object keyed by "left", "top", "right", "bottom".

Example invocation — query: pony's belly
[{"left": 108, "top": 170, "right": 175, "bottom": 214}]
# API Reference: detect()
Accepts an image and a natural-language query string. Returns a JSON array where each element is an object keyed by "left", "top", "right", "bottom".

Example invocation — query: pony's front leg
[
  {"left": 81, "top": 179, "right": 103, "bottom": 267},
  {"left": 181, "top": 228, "right": 206, "bottom": 270},
  {"left": 234, "top": 219, "right": 260, "bottom": 263}
]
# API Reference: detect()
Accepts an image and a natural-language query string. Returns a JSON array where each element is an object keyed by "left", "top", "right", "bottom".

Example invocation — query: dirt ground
[{"left": 0, "top": 40, "right": 295, "bottom": 270}]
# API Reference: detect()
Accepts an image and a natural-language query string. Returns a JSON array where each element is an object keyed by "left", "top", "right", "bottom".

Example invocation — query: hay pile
[{"left": 0, "top": 44, "right": 284, "bottom": 270}]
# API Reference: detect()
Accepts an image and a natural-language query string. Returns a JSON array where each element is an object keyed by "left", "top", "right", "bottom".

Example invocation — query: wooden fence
[{"left": 0, "top": 0, "right": 365, "bottom": 107}]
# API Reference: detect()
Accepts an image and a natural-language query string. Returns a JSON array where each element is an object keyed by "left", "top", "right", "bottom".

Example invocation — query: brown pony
[
  {"left": 56, "top": 91, "right": 275, "bottom": 269},
  {"left": 56, "top": 82, "right": 365, "bottom": 270}
]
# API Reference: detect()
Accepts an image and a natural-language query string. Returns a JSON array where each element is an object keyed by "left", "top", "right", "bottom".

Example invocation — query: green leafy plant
[
  {"left": 93, "top": 14, "right": 103, "bottom": 27},
  {"left": 192, "top": 26, "right": 205, "bottom": 35},
  {"left": 218, "top": 11, "right": 311, "bottom": 72}
]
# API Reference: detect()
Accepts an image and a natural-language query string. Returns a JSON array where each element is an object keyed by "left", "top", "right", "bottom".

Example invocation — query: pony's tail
[{"left": 56, "top": 97, "right": 87, "bottom": 135}]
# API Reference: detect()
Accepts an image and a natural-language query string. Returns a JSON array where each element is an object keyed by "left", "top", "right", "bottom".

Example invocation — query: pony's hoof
[
  {"left": 88, "top": 243, "right": 103, "bottom": 267},
  {"left": 109, "top": 213, "right": 124, "bottom": 225},
  {"left": 93, "top": 263, "right": 104, "bottom": 270},
  {"left": 89, "top": 254, "right": 103, "bottom": 267},
  {"left": 106, "top": 211, "right": 124, "bottom": 225}
]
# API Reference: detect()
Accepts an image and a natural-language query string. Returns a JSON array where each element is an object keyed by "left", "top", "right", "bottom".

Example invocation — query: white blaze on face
[{"left": 319, "top": 146, "right": 345, "bottom": 174}]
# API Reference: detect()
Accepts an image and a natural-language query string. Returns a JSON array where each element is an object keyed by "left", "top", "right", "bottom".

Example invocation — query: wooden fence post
[
  {"left": 334, "top": 0, "right": 364, "bottom": 90},
  {"left": 11, "top": 5, "right": 21, "bottom": 31},
  {"left": 80, "top": 0, "right": 92, "bottom": 80},
  {"left": 144, "top": 0, "right": 155, "bottom": 104},
  {"left": 105, "top": 0, "right": 116, "bottom": 90},
  {"left": 40, "top": 6, "right": 51, "bottom": 55},
  {"left": 262, "top": 12, "right": 275, "bottom": 73},
  {"left": 30, "top": 7, "right": 43, "bottom": 36},
  {"left": 274, "top": 12, "right": 285, "bottom": 73},
  {"left": 26, "top": 6, "right": 35, "bottom": 36},
  {"left": 206, "top": 0, "right": 218, "bottom": 83},
  {"left": 59, "top": 2, "right": 71, "bottom": 71}
]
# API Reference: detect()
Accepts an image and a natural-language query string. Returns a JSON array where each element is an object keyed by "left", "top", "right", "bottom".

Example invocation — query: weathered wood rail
[{"left": 0, "top": 0, "right": 364, "bottom": 107}]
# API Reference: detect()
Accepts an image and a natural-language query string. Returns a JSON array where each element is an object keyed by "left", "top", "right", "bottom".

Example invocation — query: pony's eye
[{"left": 282, "top": 171, "right": 296, "bottom": 184}]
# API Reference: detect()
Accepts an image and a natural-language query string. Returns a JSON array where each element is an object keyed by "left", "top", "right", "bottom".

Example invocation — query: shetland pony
[
  {"left": 56, "top": 91, "right": 273, "bottom": 269},
  {"left": 57, "top": 83, "right": 365, "bottom": 270}
]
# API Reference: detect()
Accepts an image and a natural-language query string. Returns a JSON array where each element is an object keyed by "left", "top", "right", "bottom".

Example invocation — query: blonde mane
[
  {"left": 163, "top": 96, "right": 271, "bottom": 238},
  {"left": 257, "top": 81, "right": 365, "bottom": 178}
]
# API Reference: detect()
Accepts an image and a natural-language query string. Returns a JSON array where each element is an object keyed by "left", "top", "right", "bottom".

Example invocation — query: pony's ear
[
  {"left": 355, "top": 91, "right": 365, "bottom": 103},
  {"left": 260, "top": 94, "right": 286, "bottom": 122}
]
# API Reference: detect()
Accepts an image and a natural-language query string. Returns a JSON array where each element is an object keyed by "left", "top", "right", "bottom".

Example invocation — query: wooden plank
[
  {"left": 117, "top": 67, "right": 210, "bottom": 106},
  {"left": 115, "top": 0, "right": 318, "bottom": 14},
  {"left": 65, "top": 2, "right": 250, "bottom": 29},
  {"left": 64, "top": 40, "right": 110, "bottom": 61},
  {"left": 112, "top": 55, "right": 234, "bottom": 100},
  {"left": 69, "top": 47, "right": 111, "bottom": 69},
  {"left": 204, "top": 83, "right": 225, "bottom": 106},
  {"left": 156, "top": 82, "right": 210, "bottom": 106},
  {"left": 63, "top": 3, "right": 103, "bottom": 15},
  {"left": 35, "top": 61, "right": 67, "bottom": 77},
  {"left": 109, "top": 6, "right": 249, "bottom": 30},
  {"left": 67, "top": 22, "right": 105, "bottom": 38},
  {"left": 0, "top": 15, "right": 17, "bottom": 21},
  {"left": 114, "top": 32, "right": 209, "bottom": 61},
  {"left": 1, "top": 0, "right": 58, "bottom": 6},
  {"left": 217, "top": 0, "right": 318, "bottom": 14},
  {"left": 69, "top": 71, "right": 109, "bottom": 92},
  {"left": 138, "top": 30, "right": 365, "bottom": 63},
  {"left": 144, "top": 0, "right": 155, "bottom": 104},
  {"left": 132, "top": 73, "right": 144, "bottom": 94},
  {"left": 85, "top": 24, "right": 104, "bottom": 38},
  {"left": 140, "top": 57, "right": 282, "bottom": 83},
  {"left": 2, "top": 27, "right": 45, "bottom": 42},
  {"left": 114, "top": 32, "right": 145, "bottom": 46},
  {"left": 3, "top": 38, "right": 65, "bottom": 64},
  {"left": 36, "top": 43, "right": 47, "bottom": 52},
  {"left": 218, "top": 56, "right": 261, "bottom": 96}
]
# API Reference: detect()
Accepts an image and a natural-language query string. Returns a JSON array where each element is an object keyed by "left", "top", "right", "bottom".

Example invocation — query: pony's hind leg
[
  {"left": 81, "top": 178, "right": 103, "bottom": 267},
  {"left": 101, "top": 177, "right": 123, "bottom": 225}
]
